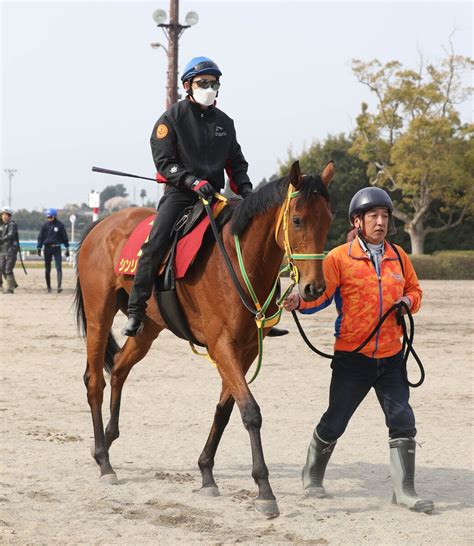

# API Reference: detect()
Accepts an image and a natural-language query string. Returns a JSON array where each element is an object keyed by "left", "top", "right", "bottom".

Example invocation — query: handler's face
[
  {"left": 354, "top": 207, "right": 389, "bottom": 244},
  {"left": 2, "top": 213, "right": 11, "bottom": 223}
]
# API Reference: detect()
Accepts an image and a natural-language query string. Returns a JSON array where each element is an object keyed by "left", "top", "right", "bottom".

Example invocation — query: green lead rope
[{"left": 234, "top": 234, "right": 296, "bottom": 384}]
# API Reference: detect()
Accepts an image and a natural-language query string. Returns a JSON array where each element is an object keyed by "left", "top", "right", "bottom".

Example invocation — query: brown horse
[{"left": 74, "top": 160, "right": 334, "bottom": 518}]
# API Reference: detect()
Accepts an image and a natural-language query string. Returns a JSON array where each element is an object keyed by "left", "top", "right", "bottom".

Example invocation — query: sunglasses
[
  {"left": 47, "top": 216, "right": 53, "bottom": 219},
  {"left": 193, "top": 79, "right": 220, "bottom": 91}
]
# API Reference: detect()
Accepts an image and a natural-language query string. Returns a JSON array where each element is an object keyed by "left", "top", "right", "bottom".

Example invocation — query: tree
[
  {"left": 99, "top": 184, "right": 128, "bottom": 209},
  {"left": 139, "top": 189, "right": 147, "bottom": 206},
  {"left": 281, "top": 134, "right": 370, "bottom": 248},
  {"left": 350, "top": 45, "right": 474, "bottom": 253}
]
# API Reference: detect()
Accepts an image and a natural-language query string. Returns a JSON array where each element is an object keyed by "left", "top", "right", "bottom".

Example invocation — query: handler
[
  {"left": 284, "top": 187, "right": 434, "bottom": 513},
  {"left": 37, "top": 208, "right": 70, "bottom": 293},
  {"left": 122, "top": 56, "right": 288, "bottom": 338},
  {"left": 0, "top": 206, "right": 19, "bottom": 294}
]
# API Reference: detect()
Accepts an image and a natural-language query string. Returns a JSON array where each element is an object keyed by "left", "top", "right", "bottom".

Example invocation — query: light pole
[
  {"left": 4, "top": 169, "right": 17, "bottom": 208},
  {"left": 151, "top": 2, "right": 199, "bottom": 109}
]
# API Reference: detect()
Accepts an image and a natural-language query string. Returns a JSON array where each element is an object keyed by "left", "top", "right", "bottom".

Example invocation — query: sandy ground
[{"left": 0, "top": 268, "right": 473, "bottom": 545}]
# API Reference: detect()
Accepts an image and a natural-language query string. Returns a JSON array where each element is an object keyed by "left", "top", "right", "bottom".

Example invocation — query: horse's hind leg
[
  {"left": 105, "top": 317, "right": 161, "bottom": 451},
  {"left": 86, "top": 318, "right": 118, "bottom": 482},
  {"left": 198, "top": 385, "right": 235, "bottom": 496}
]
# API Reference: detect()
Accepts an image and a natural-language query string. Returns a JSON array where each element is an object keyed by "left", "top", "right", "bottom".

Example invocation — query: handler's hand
[
  {"left": 283, "top": 293, "right": 300, "bottom": 312},
  {"left": 65, "top": 250, "right": 70, "bottom": 258},
  {"left": 37, "top": 248, "right": 41, "bottom": 257},
  {"left": 395, "top": 296, "right": 411, "bottom": 314}
]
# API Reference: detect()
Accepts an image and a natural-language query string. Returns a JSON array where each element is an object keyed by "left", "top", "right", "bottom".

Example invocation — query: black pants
[
  {"left": 44, "top": 246, "right": 62, "bottom": 289},
  {"left": 316, "top": 350, "right": 416, "bottom": 442},
  {"left": 127, "top": 187, "right": 199, "bottom": 319}
]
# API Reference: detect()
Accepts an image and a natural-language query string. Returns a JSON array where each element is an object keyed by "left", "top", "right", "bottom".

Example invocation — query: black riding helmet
[{"left": 349, "top": 187, "right": 396, "bottom": 235}]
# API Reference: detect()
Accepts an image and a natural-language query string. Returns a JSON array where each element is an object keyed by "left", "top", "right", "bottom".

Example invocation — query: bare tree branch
[{"left": 424, "top": 205, "right": 467, "bottom": 235}]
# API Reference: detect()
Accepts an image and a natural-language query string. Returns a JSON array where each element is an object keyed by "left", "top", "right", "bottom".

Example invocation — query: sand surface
[{"left": 0, "top": 268, "right": 472, "bottom": 545}]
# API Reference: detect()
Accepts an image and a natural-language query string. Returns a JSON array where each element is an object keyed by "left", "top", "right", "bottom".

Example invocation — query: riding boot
[
  {"left": 390, "top": 437, "right": 434, "bottom": 513},
  {"left": 267, "top": 326, "right": 289, "bottom": 337},
  {"left": 4, "top": 274, "right": 15, "bottom": 294},
  {"left": 57, "top": 270, "right": 63, "bottom": 293},
  {"left": 121, "top": 315, "right": 145, "bottom": 337},
  {"left": 302, "top": 432, "right": 336, "bottom": 497}
]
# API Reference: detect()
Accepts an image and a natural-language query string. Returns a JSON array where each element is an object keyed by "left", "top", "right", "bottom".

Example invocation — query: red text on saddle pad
[{"left": 115, "top": 203, "right": 222, "bottom": 279}]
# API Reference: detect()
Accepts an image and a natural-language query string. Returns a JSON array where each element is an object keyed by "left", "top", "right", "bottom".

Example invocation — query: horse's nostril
[{"left": 304, "top": 284, "right": 316, "bottom": 299}]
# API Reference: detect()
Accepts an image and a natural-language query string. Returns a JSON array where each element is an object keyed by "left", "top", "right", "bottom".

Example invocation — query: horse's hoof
[
  {"left": 100, "top": 472, "right": 118, "bottom": 485},
  {"left": 199, "top": 486, "right": 220, "bottom": 497},
  {"left": 255, "top": 499, "right": 280, "bottom": 519},
  {"left": 304, "top": 486, "right": 327, "bottom": 498}
]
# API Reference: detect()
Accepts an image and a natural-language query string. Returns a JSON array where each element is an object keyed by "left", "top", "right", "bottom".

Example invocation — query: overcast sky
[{"left": 1, "top": 0, "right": 472, "bottom": 211}]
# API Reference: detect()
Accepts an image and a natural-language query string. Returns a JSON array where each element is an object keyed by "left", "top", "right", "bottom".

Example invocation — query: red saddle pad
[{"left": 115, "top": 202, "right": 224, "bottom": 279}]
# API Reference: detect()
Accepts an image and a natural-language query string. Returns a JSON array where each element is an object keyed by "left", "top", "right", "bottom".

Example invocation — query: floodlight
[
  {"left": 185, "top": 11, "right": 199, "bottom": 26},
  {"left": 152, "top": 9, "right": 167, "bottom": 25}
]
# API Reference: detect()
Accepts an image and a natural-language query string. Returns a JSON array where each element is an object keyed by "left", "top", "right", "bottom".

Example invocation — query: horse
[{"left": 74, "top": 160, "right": 334, "bottom": 518}]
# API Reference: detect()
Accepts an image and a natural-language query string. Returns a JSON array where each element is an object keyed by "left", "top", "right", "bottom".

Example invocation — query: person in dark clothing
[
  {"left": 37, "top": 208, "right": 70, "bottom": 293},
  {"left": 122, "top": 56, "right": 287, "bottom": 337},
  {"left": 0, "top": 206, "right": 19, "bottom": 294}
]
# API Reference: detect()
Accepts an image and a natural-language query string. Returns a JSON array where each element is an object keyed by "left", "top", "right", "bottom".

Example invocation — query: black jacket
[
  {"left": 37, "top": 219, "right": 69, "bottom": 248},
  {"left": 150, "top": 98, "right": 252, "bottom": 195},
  {"left": 0, "top": 219, "right": 19, "bottom": 254}
]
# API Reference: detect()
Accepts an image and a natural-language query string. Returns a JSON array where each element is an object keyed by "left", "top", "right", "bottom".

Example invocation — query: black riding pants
[
  {"left": 127, "top": 187, "right": 199, "bottom": 319},
  {"left": 44, "top": 246, "right": 62, "bottom": 288},
  {"left": 316, "top": 350, "right": 416, "bottom": 442}
]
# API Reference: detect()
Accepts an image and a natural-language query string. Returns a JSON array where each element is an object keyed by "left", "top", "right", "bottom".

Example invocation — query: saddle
[{"left": 116, "top": 198, "right": 234, "bottom": 346}]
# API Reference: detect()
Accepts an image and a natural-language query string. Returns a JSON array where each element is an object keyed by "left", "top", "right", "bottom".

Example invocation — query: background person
[
  {"left": 37, "top": 208, "right": 70, "bottom": 293},
  {"left": 283, "top": 187, "right": 434, "bottom": 513},
  {"left": 0, "top": 206, "right": 19, "bottom": 294}
]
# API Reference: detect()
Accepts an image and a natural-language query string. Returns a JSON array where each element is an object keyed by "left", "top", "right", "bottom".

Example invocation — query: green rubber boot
[
  {"left": 390, "top": 438, "right": 434, "bottom": 513},
  {"left": 302, "top": 432, "right": 336, "bottom": 497}
]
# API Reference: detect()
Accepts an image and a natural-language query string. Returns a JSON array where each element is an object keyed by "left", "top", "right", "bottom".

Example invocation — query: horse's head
[{"left": 277, "top": 160, "right": 333, "bottom": 301}]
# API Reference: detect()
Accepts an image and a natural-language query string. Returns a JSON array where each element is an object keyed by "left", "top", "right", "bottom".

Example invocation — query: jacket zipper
[{"left": 201, "top": 112, "right": 210, "bottom": 176}]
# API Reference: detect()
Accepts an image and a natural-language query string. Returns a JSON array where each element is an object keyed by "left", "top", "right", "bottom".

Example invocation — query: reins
[
  {"left": 291, "top": 300, "right": 425, "bottom": 388},
  {"left": 195, "top": 183, "right": 324, "bottom": 383}
]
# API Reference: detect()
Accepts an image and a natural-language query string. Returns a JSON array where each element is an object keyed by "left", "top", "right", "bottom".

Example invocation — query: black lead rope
[{"left": 291, "top": 301, "right": 425, "bottom": 388}]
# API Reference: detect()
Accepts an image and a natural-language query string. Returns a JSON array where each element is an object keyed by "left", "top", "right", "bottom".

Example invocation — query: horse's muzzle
[{"left": 302, "top": 282, "right": 325, "bottom": 301}]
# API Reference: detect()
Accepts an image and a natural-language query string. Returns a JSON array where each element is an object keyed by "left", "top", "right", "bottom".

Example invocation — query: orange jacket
[{"left": 299, "top": 238, "right": 422, "bottom": 358}]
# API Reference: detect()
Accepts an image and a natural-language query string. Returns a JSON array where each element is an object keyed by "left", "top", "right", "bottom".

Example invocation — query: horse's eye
[{"left": 292, "top": 216, "right": 302, "bottom": 228}]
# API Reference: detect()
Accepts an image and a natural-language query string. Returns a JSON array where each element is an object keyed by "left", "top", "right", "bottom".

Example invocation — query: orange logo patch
[{"left": 156, "top": 124, "right": 169, "bottom": 139}]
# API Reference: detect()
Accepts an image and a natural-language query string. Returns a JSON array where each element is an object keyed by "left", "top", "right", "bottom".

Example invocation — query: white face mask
[{"left": 192, "top": 87, "right": 217, "bottom": 107}]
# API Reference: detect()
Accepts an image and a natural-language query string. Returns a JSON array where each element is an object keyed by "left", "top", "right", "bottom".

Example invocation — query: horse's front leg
[
  {"left": 211, "top": 337, "right": 279, "bottom": 518},
  {"left": 198, "top": 386, "right": 235, "bottom": 496}
]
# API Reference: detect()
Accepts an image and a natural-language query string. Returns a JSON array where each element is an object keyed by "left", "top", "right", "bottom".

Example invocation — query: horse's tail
[{"left": 73, "top": 218, "right": 119, "bottom": 375}]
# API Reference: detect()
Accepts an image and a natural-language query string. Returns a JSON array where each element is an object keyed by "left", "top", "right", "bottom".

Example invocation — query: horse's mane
[{"left": 230, "top": 174, "right": 330, "bottom": 236}]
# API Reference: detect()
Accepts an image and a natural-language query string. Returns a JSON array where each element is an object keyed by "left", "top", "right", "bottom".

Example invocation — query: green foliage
[
  {"left": 351, "top": 50, "right": 474, "bottom": 253},
  {"left": 410, "top": 251, "right": 474, "bottom": 279},
  {"left": 280, "top": 134, "right": 370, "bottom": 248}
]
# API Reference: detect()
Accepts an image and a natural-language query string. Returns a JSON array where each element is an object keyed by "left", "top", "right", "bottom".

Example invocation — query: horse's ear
[
  {"left": 288, "top": 161, "right": 302, "bottom": 189},
  {"left": 321, "top": 160, "right": 334, "bottom": 187}
]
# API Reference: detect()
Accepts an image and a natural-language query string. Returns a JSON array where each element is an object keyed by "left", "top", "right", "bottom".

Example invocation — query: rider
[
  {"left": 284, "top": 187, "right": 434, "bottom": 513},
  {"left": 0, "top": 206, "right": 19, "bottom": 294},
  {"left": 37, "top": 208, "right": 70, "bottom": 293},
  {"left": 122, "top": 56, "right": 254, "bottom": 337}
]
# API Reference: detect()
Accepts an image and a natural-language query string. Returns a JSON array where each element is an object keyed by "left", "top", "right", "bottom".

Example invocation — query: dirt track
[{"left": 0, "top": 269, "right": 472, "bottom": 544}]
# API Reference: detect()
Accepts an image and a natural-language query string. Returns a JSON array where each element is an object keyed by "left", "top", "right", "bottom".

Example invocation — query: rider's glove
[
  {"left": 65, "top": 249, "right": 70, "bottom": 258},
  {"left": 240, "top": 184, "right": 253, "bottom": 199},
  {"left": 37, "top": 248, "right": 42, "bottom": 257},
  {"left": 192, "top": 180, "right": 214, "bottom": 200}
]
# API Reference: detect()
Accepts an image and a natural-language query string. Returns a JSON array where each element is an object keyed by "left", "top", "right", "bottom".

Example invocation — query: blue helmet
[
  {"left": 181, "top": 57, "right": 222, "bottom": 83},
  {"left": 45, "top": 208, "right": 57, "bottom": 217}
]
